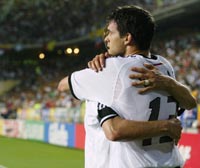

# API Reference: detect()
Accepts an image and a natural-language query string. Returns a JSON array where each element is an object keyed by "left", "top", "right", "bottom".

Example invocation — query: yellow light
[
  {"left": 66, "top": 48, "right": 72, "bottom": 54},
  {"left": 74, "top": 48, "right": 80, "bottom": 54},
  {"left": 39, "top": 53, "right": 45, "bottom": 59}
]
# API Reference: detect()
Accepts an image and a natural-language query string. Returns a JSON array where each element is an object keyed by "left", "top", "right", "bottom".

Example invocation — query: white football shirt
[{"left": 69, "top": 54, "right": 184, "bottom": 168}]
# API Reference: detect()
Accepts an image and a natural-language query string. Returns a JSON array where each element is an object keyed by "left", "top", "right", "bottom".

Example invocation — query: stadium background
[{"left": 0, "top": 0, "right": 200, "bottom": 167}]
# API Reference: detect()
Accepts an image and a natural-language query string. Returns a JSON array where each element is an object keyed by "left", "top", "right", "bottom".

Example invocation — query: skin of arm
[
  {"left": 102, "top": 116, "right": 182, "bottom": 144},
  {"left": 160, "top": 76, "right": 196, "bottom": 110},
  {"left": 57, "top": 76, "right": 69, "bottom": 92},
  {"left": 130, "top": 64, "right": 197, "bottom": 110}
]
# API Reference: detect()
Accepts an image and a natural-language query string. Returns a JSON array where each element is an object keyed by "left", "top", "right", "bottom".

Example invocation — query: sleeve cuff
[
  {"left": 68, "top": 73, "right": 80, "bottom": 100},
  {"left": 97, "top": 105, "right": 119, "bottom": 126}
]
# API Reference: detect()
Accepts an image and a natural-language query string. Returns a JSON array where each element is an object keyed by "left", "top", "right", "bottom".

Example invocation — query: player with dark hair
[{"left": 58, "top": 5, "right": 196, "bottom": 168}]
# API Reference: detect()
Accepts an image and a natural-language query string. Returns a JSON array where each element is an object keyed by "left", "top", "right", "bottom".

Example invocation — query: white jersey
[{"left": 69, "top": 54, "right": 184, "bottom": 168}]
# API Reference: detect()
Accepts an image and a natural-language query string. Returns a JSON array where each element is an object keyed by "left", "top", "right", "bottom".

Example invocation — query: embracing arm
[
  {"left": 130, "top": 64, "right": 197, "bottom": 110},
  {"left": 57, "top": 76, "right": 69, "bottom": 91},
  {"left": 160, "top": 76, "right": 196, "bottom": 110},
  {"left": 102, "top": 116, "right": 181, "bottom": 143},
  {"left": 98, "top": 106, "right": 181, "bottom": 144}
]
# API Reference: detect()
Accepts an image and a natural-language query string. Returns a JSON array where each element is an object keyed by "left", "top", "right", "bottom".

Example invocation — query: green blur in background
[{"left": 0, "top": 136, "right": 84, "bottom": 168}]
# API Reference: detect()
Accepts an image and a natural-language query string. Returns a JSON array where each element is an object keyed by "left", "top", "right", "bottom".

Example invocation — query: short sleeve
[{"left": 69, "top": 63, "right": 117, "bottom": 106}]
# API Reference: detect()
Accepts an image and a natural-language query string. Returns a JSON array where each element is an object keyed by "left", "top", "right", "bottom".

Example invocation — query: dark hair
[{"left": 106, "top": 5, "right": 155, "bottom": 50}]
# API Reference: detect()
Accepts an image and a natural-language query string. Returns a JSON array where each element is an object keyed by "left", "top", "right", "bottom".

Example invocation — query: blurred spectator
[{"left": 0, "top": 0, "right": 182, "bottom": 44}]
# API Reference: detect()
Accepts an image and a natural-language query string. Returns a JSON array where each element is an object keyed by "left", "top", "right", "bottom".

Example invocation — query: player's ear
[{"left": 124, "top": 33, "right": 133, "bottom": 45}]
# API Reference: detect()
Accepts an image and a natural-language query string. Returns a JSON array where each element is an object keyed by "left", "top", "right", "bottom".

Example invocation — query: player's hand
[
  {"left": 88, "top": 52, "right": 110, "bottom": 72},
  {"left": 129, "top": 63, "right": 170, "bottom": 94},
  {"left": 57, "top": 76, "right": 69, "bottom": 92},
  {"left": 167, "top": 118, "right": 182, "bottom": 145}
]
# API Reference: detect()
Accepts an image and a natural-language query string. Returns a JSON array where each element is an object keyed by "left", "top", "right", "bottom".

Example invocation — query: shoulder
[
  {"left": 150, "top": 54, "right": 173, "bottom": 69},
  {"left": 152, "top": 54, "right": 175, "bottom": 77},
  {"left": 109, "top": 56, "right": 145, "bottom": 75},
  {"left": 105, "top": 55, "right": 142, "bottom": 65},
  {"left": 154, "top": 54, "right": 171, "bottom": 65},
  {"left": 72, "top": 67, "right": 93, "bottom": 75}
]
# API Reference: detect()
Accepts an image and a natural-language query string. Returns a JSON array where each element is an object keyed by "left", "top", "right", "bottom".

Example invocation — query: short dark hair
[{"left": 106, "top": 5, "right": 155, "bottom": 50}]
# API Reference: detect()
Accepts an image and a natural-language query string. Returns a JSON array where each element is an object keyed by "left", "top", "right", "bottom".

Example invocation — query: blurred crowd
[
  {"left": 153, "top": 31, "right": 200, "bottom": 92},
  {"left": 0, "top": 54, "right": 86, "bottom": 123},
  {"left": 0, "top": 0, "right": 179, "bottom": 44}
]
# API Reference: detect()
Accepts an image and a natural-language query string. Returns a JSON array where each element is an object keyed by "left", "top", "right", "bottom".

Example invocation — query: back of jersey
[{"left": 109, "top": 55, "right": 183, "bottom": 167}]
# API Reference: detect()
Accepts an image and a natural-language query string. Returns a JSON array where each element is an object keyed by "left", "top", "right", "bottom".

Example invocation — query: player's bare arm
[
  {"left": 102, "top": 116, "right": 181, "bottom": 144},
  {"left": 129, "top": 64, "right": 197, "bottom": 110},
  {"left": 98, "top": 106, "right": 182, "bottom": 144},
  {"left": 57, "top": 76, "right": 69, "bottom": 91},
  {"left": 87, "top": 53, "right": 197, "bottom": 110}
]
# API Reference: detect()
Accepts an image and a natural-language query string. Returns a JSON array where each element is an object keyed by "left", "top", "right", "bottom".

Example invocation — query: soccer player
[
  {"left": 58, "top": 5, "right": 196, "bottom": 168},
  {"left": 87, "top": 54, "right": 196, "bottom": 142}
]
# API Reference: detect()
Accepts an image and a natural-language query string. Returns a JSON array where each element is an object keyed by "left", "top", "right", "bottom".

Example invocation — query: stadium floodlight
[
  {"left": 39, "top": 53, "right": 45, "bottom": 59},
  {"left": 65, "top": 48, "right": 73, "bottom": 54},
  {"left": 74, "top": 48, "right": 80, "bottom": 55}
]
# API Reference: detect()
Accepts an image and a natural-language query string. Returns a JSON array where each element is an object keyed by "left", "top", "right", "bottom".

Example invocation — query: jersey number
[{"left": 142, "top": 96, "right": 177, "bottom": 146}]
